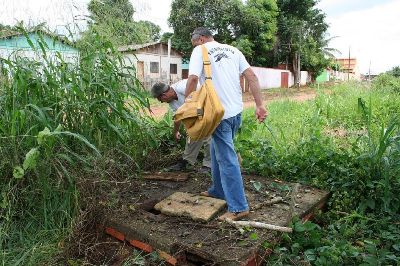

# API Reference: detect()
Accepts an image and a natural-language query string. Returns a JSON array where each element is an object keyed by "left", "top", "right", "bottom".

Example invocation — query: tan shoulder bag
[{"left": 174, "top": 45, "right": 224, "bottom": 141}]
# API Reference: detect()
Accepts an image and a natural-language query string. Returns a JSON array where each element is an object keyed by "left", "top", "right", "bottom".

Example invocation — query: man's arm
[
  {"left": 185, "top": 75, "right": 199, "bottom": 97},
  {"left": 173, "top": 120, "right": 182, "bottom": 141},
  {"left": 243, "top": 68, "right": 268, "bottom": 122}
]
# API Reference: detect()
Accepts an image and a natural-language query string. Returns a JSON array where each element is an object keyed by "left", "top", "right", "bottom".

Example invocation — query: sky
[{"left": 1, "top": 0, "right": 399, "bottom": 74}]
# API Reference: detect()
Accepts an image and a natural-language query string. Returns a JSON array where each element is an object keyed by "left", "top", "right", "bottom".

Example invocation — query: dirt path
[{"left": 147, "top": 87, "right": 317, "bottom": 118}]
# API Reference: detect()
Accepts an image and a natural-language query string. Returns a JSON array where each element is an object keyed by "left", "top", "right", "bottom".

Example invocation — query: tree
[
  {"left": 276, "top": 0, "right": 329, "bottom": 84},
  {"left": 168, "top": 0, "right": 277, "bottom": 63},
  {"left": 387, "top": 66, "right": 400, "bottom": 77},
  {"left": 136, "top": 21, "right": 161, "bottom": 42},
  {"left": 160, "top": 32, "right": 174, "bottom": 43},
  {"left": 236, "top": 0, "right": 278, "bottom": 66},
  {"left": 169, "top": 0, "right": 242, "bottom": 58},
  {"left": 79, "top": 0, "right": 161, "bottom": 48}
]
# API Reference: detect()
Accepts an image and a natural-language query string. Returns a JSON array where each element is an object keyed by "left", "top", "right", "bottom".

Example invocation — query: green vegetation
[
  {"left": 78, "top": 0, "right": 161, "bottom": 49},
  {"left": 169, "top": 0, "right": 330, "bottom": 79},
  {"left": 0, "top": 30, "right": 170, "bottom": 264},
  {"left": 276, "top": 0, "right": 330, "bottom": 82},
  {"left": 236, "top": 80, "right": 400, "bottom": 265},
  {"left": 386, "top": 66, "right": 400, "bottom": 78},
  {"left": 2, "top": 28, "right": 399, "bottom": 263},
  {"left": 372, "top": 73, "right": 400, "bottom": 94},
  {"left": 168, "top": 0, "right": 278, "bottom": 65}
]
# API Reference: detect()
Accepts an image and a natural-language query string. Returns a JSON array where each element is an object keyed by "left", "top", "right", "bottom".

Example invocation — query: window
[
  {"left": 170, "top": 63, "right": 177, "bottom": 74},
  {"left": 150, "top": 62, "right": 159, "bottom": 73}
]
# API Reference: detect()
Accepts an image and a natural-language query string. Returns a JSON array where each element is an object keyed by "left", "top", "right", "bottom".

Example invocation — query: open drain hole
[
  {"left": 139, "top": 198, "right": 163, "bottom": 215},
  {"left": 147, "top": 208, "right": 161, "bottom": 215}
]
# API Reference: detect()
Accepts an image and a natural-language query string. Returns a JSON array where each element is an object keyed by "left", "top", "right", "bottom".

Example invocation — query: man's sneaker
[
  {"left": 167, "top": 159, "right": 188, "bottom": 171},
  {"left": 198, "top": 166, "right": 211, "bottom": 175}
]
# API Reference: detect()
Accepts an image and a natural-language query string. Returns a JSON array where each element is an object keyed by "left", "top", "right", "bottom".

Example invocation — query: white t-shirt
[
  {"left": 168, "top": 79, "right": 201, "bottom": 112},
  {"left": 168, "top": 79, "right": 187, "bottom": 112},
  {"left": 188, "top": 41, "right": 250, "bottom": 119}
]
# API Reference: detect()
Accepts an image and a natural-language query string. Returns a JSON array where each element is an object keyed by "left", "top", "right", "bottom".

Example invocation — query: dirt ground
[{"left": 147, "top": 87, "right": 317, "bottom": 118}]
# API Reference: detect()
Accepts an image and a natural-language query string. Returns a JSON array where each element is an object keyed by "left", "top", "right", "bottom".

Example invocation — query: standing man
[
  {"left": 186, "top": 27, "right": 267, "bottom": 221},
  {"left": 151, "top": 79, "right": 211, "bottom": 173}
]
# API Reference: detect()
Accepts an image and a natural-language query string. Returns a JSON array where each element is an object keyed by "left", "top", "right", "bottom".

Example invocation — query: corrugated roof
[
  {"left": 117, "top": 41, "right": 161, "bottom": 52},
  {"left": 0, "top": 29, "right": 75, "bottom": 47},
  {"left": 118, "top": 41, "right": 183, "bottom": 56}
]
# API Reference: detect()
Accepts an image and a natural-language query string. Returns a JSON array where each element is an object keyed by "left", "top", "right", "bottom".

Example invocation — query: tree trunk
[{"left": 292, "top": 51, "right": 301, "bottom": 88}]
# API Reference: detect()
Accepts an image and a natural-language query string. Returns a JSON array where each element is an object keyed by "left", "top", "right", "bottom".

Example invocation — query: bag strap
[{"left": 201, "top": 45, "right": 212, "bottom": 80}]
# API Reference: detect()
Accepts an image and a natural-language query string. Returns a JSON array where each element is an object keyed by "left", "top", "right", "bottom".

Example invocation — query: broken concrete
[{"left": 154, "top": 192, "right": 226, "bottom": 222}]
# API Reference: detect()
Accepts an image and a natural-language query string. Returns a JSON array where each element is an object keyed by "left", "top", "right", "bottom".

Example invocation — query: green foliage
[
  {"left": 237, "top": 0, "right": 278, "bottom": 65},
  {"left": 168, "top": 0, "right": 242, "bottom": 57},
  {"left": 386, "top": 65, "right": 400, "bottom": 77},
  {"left": 276, "top": 0, "right": 329, "bottom": 80},
  {"left": 0, "top": 28, "right": 166, "bottom": 264},
  {"left": 372, "top": 73, "right": 400, "bottom": 94},
  {"left": 237, "top": 82, "right": 400, "bottom": 264},
  {"left": 135, "top": 20, "right": 161, "bottom": 42},
  {"left": 168, "top": 0, "right": 278, "bottom": 63},
  {"left": 268, "top": 216, "right": 400, "bottom": 265},
  {"left": 78, "top": 0, "right": 161, "bottom": 48}
]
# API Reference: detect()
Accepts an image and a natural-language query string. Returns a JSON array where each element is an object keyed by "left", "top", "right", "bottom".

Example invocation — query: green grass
[{"left": 237, "top": 80, "right": 400, "bottom": 265}]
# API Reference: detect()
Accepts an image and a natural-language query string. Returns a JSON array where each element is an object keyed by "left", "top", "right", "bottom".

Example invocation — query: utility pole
[
  {"left": 348, "top": 46, "right": 351, "bottom": 81},
  {"left": 167, "top": 38, "right": 171, "bottom": 84},
  {"left": 368, "top": 60, "right": 371, "bottom": 81}
]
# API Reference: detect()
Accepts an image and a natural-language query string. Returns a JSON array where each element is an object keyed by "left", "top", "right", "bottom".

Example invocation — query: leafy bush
[
  {"left": 372, "top": 73, "right": 400, "bottom": 94},
  {"left": 386, "top": 66, "right": 400, "bottom": 77}
]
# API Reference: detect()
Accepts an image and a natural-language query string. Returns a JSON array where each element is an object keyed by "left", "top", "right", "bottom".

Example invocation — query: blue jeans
[{"left": 208, "top": 113, "right": 249, "bottom": 213}]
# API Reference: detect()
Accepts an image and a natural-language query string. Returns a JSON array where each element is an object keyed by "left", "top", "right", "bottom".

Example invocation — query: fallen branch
[
  {"left": 225, "top": 219, "right": 293, "bottom": 233},
  {"left": 252, "top": 197, "right": 283, "bottom": 211}
]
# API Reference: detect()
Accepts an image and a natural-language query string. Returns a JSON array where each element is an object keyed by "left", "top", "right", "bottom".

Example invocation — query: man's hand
[
  {"left": 256, "top": 105, "right": 268, "bottom": 123},
  {"left": 174, "top": 131, "right": 181, "bottom": 142},
  {"left": 173, "top": 120, "right": 181, "bottom": 142},
  {"left": 243, "top": 68, "right": 268, "bottom": 123}
]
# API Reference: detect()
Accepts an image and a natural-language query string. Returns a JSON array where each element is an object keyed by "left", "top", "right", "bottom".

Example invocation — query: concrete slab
[
  {"left": 154, "top": 192, "right": 226, "bottom": 222},
  {"left": 101, "top": 174, "right": 331, "bottom": 265}
]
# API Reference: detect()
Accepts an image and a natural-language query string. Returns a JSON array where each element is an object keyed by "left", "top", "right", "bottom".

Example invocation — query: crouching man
[{"left": 151, "top": 80, "right": 211, "bottom": 174}]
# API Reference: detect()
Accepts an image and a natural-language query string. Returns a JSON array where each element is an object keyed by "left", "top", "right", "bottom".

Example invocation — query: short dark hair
[{"left": 191, "top": 27, "right": 213, "bottom": 40}]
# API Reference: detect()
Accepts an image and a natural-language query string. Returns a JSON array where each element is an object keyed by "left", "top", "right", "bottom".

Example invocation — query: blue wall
[{"left": 0, "top": 33, "right": 77, "bottom": 52}]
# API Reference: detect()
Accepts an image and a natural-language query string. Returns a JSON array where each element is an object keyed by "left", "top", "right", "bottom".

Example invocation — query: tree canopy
[
  {"left": 169, "top": 0, "right": 331, "bottom": 80},
  {"left": 168, "top": 0, "right": 278, "bottom": 65},
  {"left": 78, "top": 0, "right": 162, "bottom": 49},
  {"left": 276, "top": 0, "right": 330, "bottom": 81},
  {"left": 387, "top": 66, "right": 400, "bottom": 77}
]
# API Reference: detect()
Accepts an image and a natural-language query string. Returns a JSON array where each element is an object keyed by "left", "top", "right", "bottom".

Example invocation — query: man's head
[
  {"left": 191, "top": 27, "right": 214, "bottom": 46},
  {"left": 151, "top": 82, "right": 175, "bottom": 103}
]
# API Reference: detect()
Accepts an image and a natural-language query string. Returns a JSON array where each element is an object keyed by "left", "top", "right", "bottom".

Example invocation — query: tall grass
[
  {"left": 0, "top": 29, "right": 160, "bottom": 264},
  {"left": 237, "top": 81, "right": 400, "bottom": 264}
]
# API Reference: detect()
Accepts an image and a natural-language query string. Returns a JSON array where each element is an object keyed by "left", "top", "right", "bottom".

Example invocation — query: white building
[{"left": 118, "top": 42, "right": 183, "bottom": 89}]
